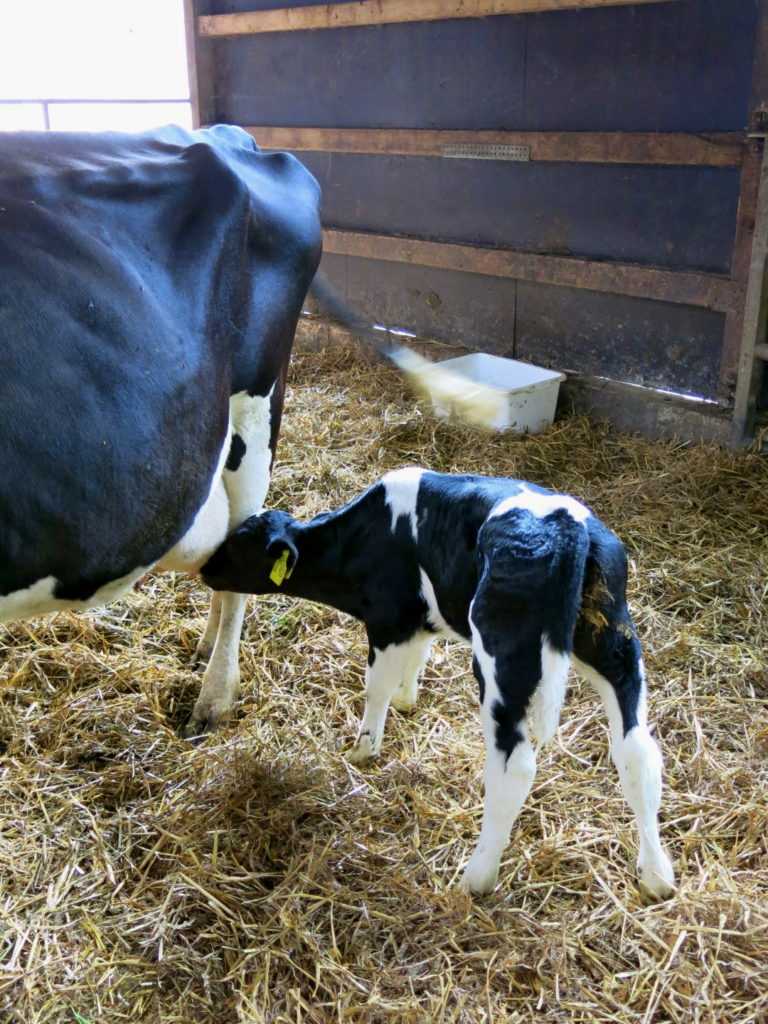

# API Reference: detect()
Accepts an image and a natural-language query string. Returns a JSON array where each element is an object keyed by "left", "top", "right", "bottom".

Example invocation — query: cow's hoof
[
  {"left": 182, "top": 718, "right": 212, "bottom": 741},
  {"left": 459, "top": 854, "right": 499, "bottom": 896},
  {"left": 182, "top": 705, "right": 228, "bottom": 740},
  {"left": 346, "top": 734, "right": 377, "bottom": 764},
  {"left": 637, "top": 851, "right": 676, "bottom": 901},
  {"left": 187, "top": 641, "right": 213, "bottom": 671}
]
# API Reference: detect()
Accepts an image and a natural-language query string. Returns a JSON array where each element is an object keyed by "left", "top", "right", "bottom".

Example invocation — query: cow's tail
[
  {"left": 387, "top": 346, "right": 508, "bottom": 427},
  {"left": 308, "top": 274, "right": 506, "bottom": 428}
]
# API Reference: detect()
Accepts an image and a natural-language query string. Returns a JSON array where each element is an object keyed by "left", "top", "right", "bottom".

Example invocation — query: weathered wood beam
[
  {"left": 183, "top": 0, "right": 207, "bottom": 128},
  {"left": 719, "top": 148, "right": 762, "bottom": 399},
  {"left": 730, "top": 142, "right": 768, "bottom": 440},
  {"left": 244, "top": 126, "right": 741, "bottom": 168},
  {"left": 322, "top": 229, "right": 742, "bottom": 313},
  {"left": 199, "top": 0, "right": 676, "bottom": 37},
  {"left": 721, "top": 0, "right": 768, "bottom": 434}
]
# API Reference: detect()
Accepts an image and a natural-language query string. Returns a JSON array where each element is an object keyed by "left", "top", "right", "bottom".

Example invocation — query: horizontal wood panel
[
  {"left": 315, "top": 251, "right": 727, "bottom": 399},
  {"left": 515, "top": 280, "right": 725, "bottom": 399},
  {"left": 322, "top": 229, "right": 742, "bottom": 313},
  {"left": 300, "top": 153, "right": 739, "bottom": 274},
  {"left": 312, "top": 252, "right": 519, "bottom": 353},
  {"left": 215, "top": 5, "right": 758, "bottom": 134},
  {"left": 199, "top": 0, "right": 674, "bottom": 36},
  {"left": 246, "top": 126, "right": 742, "bottom": 167}
]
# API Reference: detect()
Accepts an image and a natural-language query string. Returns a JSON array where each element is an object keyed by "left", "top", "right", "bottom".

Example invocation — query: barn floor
[{"left": 1, "top": 345, "right": 767, "bottom": 1024}]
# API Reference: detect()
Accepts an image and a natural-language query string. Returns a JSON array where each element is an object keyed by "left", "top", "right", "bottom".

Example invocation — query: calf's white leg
[
  {"left": 461, "top": 714, "right": 536, "bottom": 895},
  {"left": 573, "top": 656, "right": 676, "bottom": 899},
  {"left": 348, "top": 634, "right": 432, "bottom": 764},
  {"left": 461, "top": 621, "right": 538, "bottom": 894}
]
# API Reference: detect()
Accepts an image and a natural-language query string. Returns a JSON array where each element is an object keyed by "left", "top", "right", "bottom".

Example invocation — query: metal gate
[{"left": 185, "top": 0, "right": 768, "bottom": 445}]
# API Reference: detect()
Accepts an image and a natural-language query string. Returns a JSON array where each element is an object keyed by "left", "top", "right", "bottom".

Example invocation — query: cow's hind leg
[
  {"left": 572, "top": 632, "right": 675, "bottom": 899},
  {"left": 189, "top": 591, "right": 222, "bottom": 668},
  {"left": 185, "top": 592, "right": 249, "bottom": 736},
  {"left": 348, "top": 633, "right": 433, "bottom": 764},
  {"left": 185, "top": 388, "right": 276, "bottom": 737}
]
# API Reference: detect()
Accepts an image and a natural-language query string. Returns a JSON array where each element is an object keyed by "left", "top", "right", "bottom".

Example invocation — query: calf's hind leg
[
  {"left": 572, "top": 637, "right": 676, "bottom": 899},
  {"left": 460, "top": 614, "right": 557, "bottom": 895}
]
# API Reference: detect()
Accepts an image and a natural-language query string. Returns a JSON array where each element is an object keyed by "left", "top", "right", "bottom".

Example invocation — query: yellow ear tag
[{"left": 269, "top": 548, "right": 293, "bottom": 586}]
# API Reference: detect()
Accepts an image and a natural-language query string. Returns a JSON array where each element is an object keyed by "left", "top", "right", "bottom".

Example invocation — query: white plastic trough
[{"left": 430, "top": 352, "right": 566, "bottom": 433}]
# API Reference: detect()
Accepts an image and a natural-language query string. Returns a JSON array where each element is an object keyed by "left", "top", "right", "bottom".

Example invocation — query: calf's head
[{"left": 201, "top": 510, "right": 298, "bottom": 593}]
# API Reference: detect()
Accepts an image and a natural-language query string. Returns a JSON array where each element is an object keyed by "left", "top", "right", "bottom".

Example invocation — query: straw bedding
[{"left": 1, "top": 343, "right": 766, "bottom": 1024}]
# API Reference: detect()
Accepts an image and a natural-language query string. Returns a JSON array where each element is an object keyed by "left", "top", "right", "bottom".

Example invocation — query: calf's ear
[
  {"left": 263, "top": 521, "right": 299, "bottom": 577},
  {"left": 265, "top": 538, "right": 299, "bottom": 584}
]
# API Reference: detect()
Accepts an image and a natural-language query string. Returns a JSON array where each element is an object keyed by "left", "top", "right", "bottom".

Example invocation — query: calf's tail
[{"left": 524, "top": 514, "right": 591, "bottom": 747}]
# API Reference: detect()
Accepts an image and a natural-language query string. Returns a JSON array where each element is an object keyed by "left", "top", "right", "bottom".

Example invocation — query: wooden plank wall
[{"left": 186, "top": 0, "right": 767, "bottom": 445}]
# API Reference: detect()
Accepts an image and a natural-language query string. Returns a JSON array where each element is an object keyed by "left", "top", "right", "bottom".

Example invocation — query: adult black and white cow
[
  {"left": 0, "top": 124, "right": 322, "bottom": 735},
  {"left": 201, "top": 467, "right": 677, "bottom": 899}
]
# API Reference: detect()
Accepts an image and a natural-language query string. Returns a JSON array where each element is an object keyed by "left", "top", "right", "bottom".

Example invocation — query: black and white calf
[{"left": 201, "top": 468, "right": 676, "bottom": 898}]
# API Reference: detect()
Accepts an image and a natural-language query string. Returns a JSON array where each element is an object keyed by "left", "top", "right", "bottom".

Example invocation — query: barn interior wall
[{"left": 189, "top": 0, "right": 766, "bottom": 444}]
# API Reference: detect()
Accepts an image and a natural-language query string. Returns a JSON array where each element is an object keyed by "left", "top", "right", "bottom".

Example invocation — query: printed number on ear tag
[{"left": 270, "top": 548, "right": 292, "bottom": 586}]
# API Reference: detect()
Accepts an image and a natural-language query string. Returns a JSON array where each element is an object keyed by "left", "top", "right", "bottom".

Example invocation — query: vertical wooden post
[
  {"left": 183, "top": 0, "right": 217, "bottom": 128},
  {"left": 731, "top": 140, "right": 768, "bottom": 444},
  {"left": 729, "top": 0, "right": 768, "bottom": 443}
]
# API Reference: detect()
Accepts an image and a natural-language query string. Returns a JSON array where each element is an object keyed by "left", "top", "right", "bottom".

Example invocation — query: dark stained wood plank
[
  {"left": 312, "top": 252, "right": 519, "bottom": 358},
  {"left": 216, "top": 5, "right": 757, "bottom": 134},
  {"left": 315, "top": 250, "right": 727, "bottom": 400},
  {"left": 515, "top": 280, "right": 726, "bottom": 400},
  {"left": 199, "top": 0, "right": 676, "bottom": 37},
  {"left": 322, "top": 229, "right": 743, "bottom": 313},
  {"left": 299, "top": 153, "right": 739, "bottom": 274},
  {"left": 244, "top": 127, "right": 742, "bottom": 167}
]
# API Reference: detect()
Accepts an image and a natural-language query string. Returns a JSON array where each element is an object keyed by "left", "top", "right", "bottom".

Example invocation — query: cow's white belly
[
  {"left": 0, "top": 566, "right": 149, "bottom": 622},
  {"left": 0, "top": 390, "right": 273, "bottom": 625},
  {"left": 0, "top": 420, "right": 234, "bottom": 623}
]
